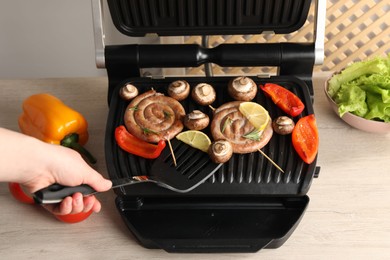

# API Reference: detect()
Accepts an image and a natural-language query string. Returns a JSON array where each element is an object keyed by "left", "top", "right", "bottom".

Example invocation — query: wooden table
[{"left": 1, "top": 74, "right": 390, "bottom": 259}]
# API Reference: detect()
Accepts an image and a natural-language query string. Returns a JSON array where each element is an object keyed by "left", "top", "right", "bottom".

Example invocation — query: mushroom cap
[
  {"left": 184, "top": 110, "right": 210, "bottom": 130},
  {"left": 228, "top": 76, "right": 257, "bottom": 101},
  {"left": 208, "top": 140, "right": 233, "bottom": 164},
  {"left": 191, "top": 83, "right": 216, "bottom": 106},
  {"left": 272, "top": 116, "right": 295, "bottom": 135},
  {"left": 167, "top": 80, "right": 190, "bottom": 101},
  {"left": 119, "top": 83, "right": 139, "bottom": 101}
]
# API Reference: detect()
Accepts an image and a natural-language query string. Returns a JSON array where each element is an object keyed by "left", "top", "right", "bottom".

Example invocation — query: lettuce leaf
[
  {"left": 328, "top": 56, "right": 389, "bottom": 98},
  {"left": 334, "top": 83, "right": 367, "bottom": 117},
  {"left": 327, "top": 54, "right": 390, "bottom": 122},
  {"left": 353, "top": 74, "right": 390, "bottom": 103},
  {"left": 364, "top": 92, "right": 390, "bottom": 122}
]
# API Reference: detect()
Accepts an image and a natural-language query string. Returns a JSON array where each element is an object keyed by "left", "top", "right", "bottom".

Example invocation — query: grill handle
[
  {"left": 105, "top": 42, "right": 314, "bottom": 102},
  {"left": 106, "top": 42, "right": 313, "bottom": 68}
]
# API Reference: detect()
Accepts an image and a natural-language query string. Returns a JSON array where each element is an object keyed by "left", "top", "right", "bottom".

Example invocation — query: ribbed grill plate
[
  {"left": 105, "top": 76, "right": 317, "bottom": 197},
  {"left": 108, "top": 0, "right": 312, "bottom": 36}
]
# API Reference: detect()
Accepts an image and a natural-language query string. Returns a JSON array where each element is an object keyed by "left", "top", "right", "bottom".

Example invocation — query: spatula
[{"left": 33, "top": 140, "right": 222, "bottom": 204}]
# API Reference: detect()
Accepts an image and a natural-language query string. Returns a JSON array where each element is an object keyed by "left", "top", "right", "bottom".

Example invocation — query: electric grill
[{"left": 92, "top": 0, "right": 325, "bottom": 253}]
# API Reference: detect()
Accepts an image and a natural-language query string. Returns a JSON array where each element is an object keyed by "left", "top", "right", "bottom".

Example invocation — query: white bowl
[{"left": 324, "top": 81, "right": 390, "bottom": 134}]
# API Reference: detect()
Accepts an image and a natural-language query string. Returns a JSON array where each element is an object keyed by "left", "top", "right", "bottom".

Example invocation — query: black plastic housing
[{"left": 103, "top": 0, "right": 318, "bottom": 253}]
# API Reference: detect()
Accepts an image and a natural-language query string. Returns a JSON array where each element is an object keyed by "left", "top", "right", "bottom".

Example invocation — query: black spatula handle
[{"left": 33, "top": 184, "right": 96, "bottom": 204}]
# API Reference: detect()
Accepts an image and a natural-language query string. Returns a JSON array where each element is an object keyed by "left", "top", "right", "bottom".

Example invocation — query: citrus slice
[
  {"left": 239, "top": 102, "right": 270, "bottom": 130},
  {"left": 176, "top": 130, "right": 211, "bottom": 152}
]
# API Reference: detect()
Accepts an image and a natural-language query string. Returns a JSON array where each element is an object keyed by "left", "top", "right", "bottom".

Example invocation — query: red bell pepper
[
  {"left": 8, "top": 182, "right": 35, "bottom": 204},
  {"left": 292, "top": 114, "right": 319, "bottom": 164},
  {"left": 8, "top": 182, "right": 93, "bottom": 223},
  {"left": 115, "top": 125, "right": 166, "bottom": 159},
  {"left": 260, "top": 83, "right": 305, "bottom": 117}
]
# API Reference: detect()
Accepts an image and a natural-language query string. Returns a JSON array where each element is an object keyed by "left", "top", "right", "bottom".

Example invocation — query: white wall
[{"left": 0, "top": 0, "right": 155, "bottom": 79}]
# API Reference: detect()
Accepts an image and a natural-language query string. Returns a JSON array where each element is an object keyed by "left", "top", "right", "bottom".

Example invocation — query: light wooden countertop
[{"left": 1, "top": 74, "right": 390, "bottom": 259}]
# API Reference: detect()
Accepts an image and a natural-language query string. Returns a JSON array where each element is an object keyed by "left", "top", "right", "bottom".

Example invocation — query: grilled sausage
[
  {"left": 124, "top": 90, "right": 186, "bottom": 143},
  {"left": 211, "top": 101, "right": 273, "bottom": 153}
]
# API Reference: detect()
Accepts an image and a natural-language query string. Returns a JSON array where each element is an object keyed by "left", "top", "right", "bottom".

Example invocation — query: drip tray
[{"left": 116, "top": 196, "right": 309, "bottom": 253}]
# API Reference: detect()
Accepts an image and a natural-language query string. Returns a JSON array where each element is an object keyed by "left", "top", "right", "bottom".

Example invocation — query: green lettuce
[
  {"left": 327, "top": 54, "right": 390, "bottom": 122},
  {"left": 328, "top": 55, "right": 389, "bottom": 98},
  {"left": 356, "top": 74, "right": 390, "bottom": 103},
  {"left": 334, "top": 83, "right": 367, "bottom": 117},
  {"left": 364, "top": 92, "right": 390, "bottom": 122}
]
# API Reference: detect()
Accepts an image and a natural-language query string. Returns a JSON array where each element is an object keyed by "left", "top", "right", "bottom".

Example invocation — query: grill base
[{"left": 105, "top": 75, "right": 318, "bottom": 253}]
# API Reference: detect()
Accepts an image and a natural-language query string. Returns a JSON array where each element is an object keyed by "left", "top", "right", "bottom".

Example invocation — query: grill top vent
[{"left": 108, "top": 0, "right": 312, "bottom": 36}]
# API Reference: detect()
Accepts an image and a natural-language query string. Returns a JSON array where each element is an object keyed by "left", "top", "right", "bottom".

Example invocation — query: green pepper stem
[{"left": 61, "top": 134, "right": 97, "bottom": 164}]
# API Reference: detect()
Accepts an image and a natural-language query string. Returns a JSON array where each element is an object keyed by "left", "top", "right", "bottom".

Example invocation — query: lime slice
[
  {"left": 176, "top": 130, "right": 211, "bottom": 152},
  {"left": 239, "top": 102, "right": 270, "bottom": 130}
]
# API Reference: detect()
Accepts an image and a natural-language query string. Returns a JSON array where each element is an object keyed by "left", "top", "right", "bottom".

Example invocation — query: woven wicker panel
[{"left": 179, "top": 0, "right": 389, "bottom": 76}]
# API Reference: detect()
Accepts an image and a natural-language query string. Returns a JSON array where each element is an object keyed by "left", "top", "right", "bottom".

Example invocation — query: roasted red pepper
[
  {"left": 260, "top": 83, "right": 305, "bottom": 117},
  {"left": 292, "top": 114, "right": 319, "bottom": 164},
  {"left": 115, "top": 125, "right": 166, "bottom": 159}
]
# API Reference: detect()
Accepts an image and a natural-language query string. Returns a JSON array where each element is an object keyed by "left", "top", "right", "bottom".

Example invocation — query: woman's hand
[{"left": 0, "top": 128, "right": 112, "bottom": 215}]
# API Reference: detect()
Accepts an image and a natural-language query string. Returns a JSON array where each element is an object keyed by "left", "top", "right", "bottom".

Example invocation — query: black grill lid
[{"left": 107, "top": 0, "right": 313, "bottom": 36}]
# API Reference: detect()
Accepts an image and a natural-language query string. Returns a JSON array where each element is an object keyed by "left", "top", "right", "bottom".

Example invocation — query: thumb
[{"left": 82, "top": 170, "right": 112, "bottom": 192}]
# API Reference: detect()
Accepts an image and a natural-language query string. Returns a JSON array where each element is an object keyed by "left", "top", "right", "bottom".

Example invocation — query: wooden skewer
[
  {"left": 208, "top": 105, "right": 215, "bottom": 111},
  {"left": 257, "top": 149, "right": 284, "bottom": 173},
  {"left": 167, "top": 139, "right": 177, "bottom": 167}
]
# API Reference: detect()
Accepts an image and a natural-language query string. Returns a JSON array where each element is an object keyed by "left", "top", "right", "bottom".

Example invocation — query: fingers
[{"left": 44, "top": 193, "right": 102, "bottom": 216}]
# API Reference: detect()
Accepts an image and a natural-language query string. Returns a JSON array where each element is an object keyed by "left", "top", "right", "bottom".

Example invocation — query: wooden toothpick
[
  {"left": 258, "top": 149, "right": 284, "bottom": 173},
  {"left": 167, "top": 139, "right": 177, "bottom": 167}
]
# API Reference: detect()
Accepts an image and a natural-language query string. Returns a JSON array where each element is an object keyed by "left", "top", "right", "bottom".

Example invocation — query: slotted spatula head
[{"left": 149, "top": 139, "right": 222, "bottom": 192}]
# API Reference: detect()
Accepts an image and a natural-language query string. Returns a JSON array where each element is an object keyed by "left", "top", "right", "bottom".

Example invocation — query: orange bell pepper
[
  {"left": 10, "top": 93, "right": 96, "bottom": 223},
  {"left": 18, "top": 93, "right": 96, "bottom": 164},
  {"left": 292, "top": 114, "right": 319, "bottom": 164}
]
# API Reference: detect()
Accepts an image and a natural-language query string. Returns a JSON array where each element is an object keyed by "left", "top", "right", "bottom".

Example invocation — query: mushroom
[
  {"left": 167, "top": 80, "right": 190, "bottom": 101},
  {"left": 191, "top": 83, "right": 216, "bottom": 106},
  {"left": 184, "top": 110, "right": 210, "bottom": 130},
  {"left": 208, "top": 140, "right": 233, "bottom": 164},
  {"left": 228, "top": 76, "right": 257, "bottom": 101},
  {"left": 272, "top": 116, "right": 295, "bottom": 135},
  {"left": 119, "top": 83, "right": 139, "bottom": 101}
]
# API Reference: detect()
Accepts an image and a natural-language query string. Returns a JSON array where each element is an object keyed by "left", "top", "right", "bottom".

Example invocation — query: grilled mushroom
[
  {"left": 167, "top": 80, "right": 190, "bottom": 101},
  {"left": 119, "top": 83, "right": 139, "bottom": 101},
  {"left": 208, "top": 140, "right": 233, "bottom": 164},
  {"left": 184, "top": 110, "right": 210, "bottom": 130},
  {"left": 191, "top": 83, "right": 216, "bottom": 106},
  {"left": 228, "top": 76, "right": 257, "bottom": 101},
  {"left": 272, "top": 116, "right": 295, "bottom": 135}
]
